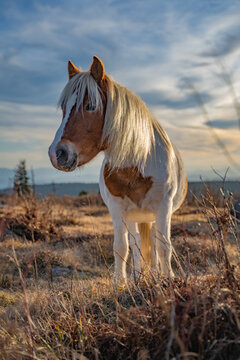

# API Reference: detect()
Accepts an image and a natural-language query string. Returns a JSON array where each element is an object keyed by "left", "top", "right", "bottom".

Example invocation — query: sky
[{"left": 0, "top": 0, "right": 240, "bottom": 185}]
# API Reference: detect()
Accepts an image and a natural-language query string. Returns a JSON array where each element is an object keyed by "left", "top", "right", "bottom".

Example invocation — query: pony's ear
[
  {"left": 90, "top": 56, "right": 105, "bottom": 83},
  {"left": 68, "top": 60, "right": 81, "bottom": 80}
]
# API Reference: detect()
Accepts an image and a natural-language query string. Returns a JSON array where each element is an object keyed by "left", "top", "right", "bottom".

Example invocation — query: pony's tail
[{"left": 138, "top": 223, "right": 152, "bottom": 268}]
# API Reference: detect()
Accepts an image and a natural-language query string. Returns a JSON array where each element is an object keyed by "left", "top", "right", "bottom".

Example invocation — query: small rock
[{"left": 51, "top": 266, "right": 72, "bottom": 277}]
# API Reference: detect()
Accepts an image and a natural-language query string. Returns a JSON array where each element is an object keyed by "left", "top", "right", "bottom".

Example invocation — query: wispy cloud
[
  {"left": 205, "top": 119, "right": 239, "bottom": 129},
  {"left": 0, "top": 0, "right": 239, "bottom": 180},
  {"left": 139, "top": 90, "right": 212, "bottom": 109}
]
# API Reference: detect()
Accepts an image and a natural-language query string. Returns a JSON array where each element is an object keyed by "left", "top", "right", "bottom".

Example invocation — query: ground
[{"left": 0, "top": 190, "right": 239, "bottom": 360}]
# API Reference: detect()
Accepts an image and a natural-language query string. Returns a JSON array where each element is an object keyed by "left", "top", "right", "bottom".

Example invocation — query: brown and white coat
[{"left": 49, "top": 56, "right": 188, "bottom": 282}]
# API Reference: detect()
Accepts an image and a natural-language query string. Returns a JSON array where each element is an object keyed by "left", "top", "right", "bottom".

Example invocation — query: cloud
[
  {"left": 139, "top": 90, "right": 212, "bottom": 109},
  {"left": 0, "top": 101, "right": 58, "bottom": 167},
  {"left": 0, "top": 0, "right": 240, "bottom": 180},
  {"left": 205, "top": 119, "right": 239, "bottom": 129},
  {"left": 0, "top": 101, "right": 58, "bottom": 128},
  {"left": 0, "top": 100, "right": 105, "bottom": 173},
  {"left": 200, "top": 26, "right": 240, "bottom": 58}
]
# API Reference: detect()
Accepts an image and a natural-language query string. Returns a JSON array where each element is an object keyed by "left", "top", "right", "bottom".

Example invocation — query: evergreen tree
[{"left": 14, "top": 160, "right": 31, "bottom": 197}]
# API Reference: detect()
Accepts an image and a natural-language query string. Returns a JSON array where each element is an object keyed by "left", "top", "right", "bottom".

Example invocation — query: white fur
[
  {"left": 49, "top": 93, "right": 77, "bottom": 167},
  {"left": 100, "top": 130, "right": 186, "bottom": 281}
]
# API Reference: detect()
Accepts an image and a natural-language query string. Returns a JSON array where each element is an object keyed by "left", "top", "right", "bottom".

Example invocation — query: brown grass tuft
[{"left": 0, "top": 185, "right": 239, "bottom": 359}]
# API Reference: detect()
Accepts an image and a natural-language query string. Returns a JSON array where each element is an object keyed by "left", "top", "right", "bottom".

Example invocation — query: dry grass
[{"left": 0, "top": 189, "right": 239, "bottom": 359}]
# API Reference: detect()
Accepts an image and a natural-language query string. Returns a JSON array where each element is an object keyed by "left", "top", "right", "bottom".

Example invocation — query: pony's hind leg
[
  {"left": 156, "top": 198, "right": 174, "bottom": 277},
  {"left": 128, "top": 222, "right": 141, "bottom": 282},
  {"left": 150, "top": 222, "right": 158, "bottom": 272}
]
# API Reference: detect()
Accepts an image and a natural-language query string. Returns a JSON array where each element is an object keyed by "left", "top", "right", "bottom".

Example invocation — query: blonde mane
[
  {"left": 58, "top": 71, "right": 172, "bottom": 171},
  {"left": 103, "top": 77, "right": 172, "bottom": 170}
]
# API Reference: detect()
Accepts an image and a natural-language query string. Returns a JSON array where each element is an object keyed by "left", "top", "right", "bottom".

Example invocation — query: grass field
[{"left": 0, "top": 188, "right": 239, "bottom": 360}]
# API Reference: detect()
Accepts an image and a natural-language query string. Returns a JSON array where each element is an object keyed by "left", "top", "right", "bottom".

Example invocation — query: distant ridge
[
  {"left": 188, "top": 181, "right": 240, "bottom": 196},
  {"left": 1, "top": 182, "right": 99, "bottom": 199},
  {"left": 0, "top": 167, "right": 100, "bottom": 189},
  {"left": 1, "top": 181, "right": 239, "bottom": 199}
]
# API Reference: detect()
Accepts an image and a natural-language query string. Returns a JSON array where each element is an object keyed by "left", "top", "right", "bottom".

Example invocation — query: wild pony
[{"left": 49, "top": 56, "right": 187, "bottom": 282}]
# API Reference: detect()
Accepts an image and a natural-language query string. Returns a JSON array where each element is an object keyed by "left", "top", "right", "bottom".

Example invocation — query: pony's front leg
[
  {"left": 112, "top": 219, "right": 129, "bottom": 282},
  {"left": 156, "top": 198, "right": 174, "bottom": 278},
  {"left": 127, "top": 222, "right": 141, "bottom": 282}
]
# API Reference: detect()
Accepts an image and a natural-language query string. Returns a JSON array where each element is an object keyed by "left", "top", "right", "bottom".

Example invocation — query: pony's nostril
[
  {"left": 56, "top": 145, "right": 77, "bottom": 170},
  {"left": 56, "top": 147, "right": 68, "bottom": 166}
]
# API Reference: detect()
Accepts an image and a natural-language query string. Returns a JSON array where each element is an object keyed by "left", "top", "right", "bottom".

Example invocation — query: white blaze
[{"left": 48, "top": 93, "right": 77, "bottom": 167}]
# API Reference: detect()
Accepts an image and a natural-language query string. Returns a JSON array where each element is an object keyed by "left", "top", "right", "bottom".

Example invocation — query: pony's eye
[{"left": 86, "top": 103, "right": 96, "bottom": 112}]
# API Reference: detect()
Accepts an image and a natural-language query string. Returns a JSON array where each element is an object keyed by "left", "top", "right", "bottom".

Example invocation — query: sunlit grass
[{"left": 0, "top": 189, "right": 239, "bottom": 359}]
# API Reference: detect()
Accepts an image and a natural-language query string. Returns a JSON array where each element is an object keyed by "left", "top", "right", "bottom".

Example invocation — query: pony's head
[
  {"left": 49, "top": 56, "right": 172, "bottom": 173},
  {"left": 49, "top": 56, "right": 108, "bottom": 172}
]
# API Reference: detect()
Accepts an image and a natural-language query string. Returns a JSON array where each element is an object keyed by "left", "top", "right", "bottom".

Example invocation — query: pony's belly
[{"left": 125, "top": 208, "right": 156, "bottom": 223}]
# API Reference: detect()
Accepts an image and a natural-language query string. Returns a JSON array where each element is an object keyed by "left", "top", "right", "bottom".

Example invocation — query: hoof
[
  {"left": 113, "top": 274, "right": 127, "bottom": 288},
  {"left": 161, "top": 269, "right": 175, "bottom": 278}
]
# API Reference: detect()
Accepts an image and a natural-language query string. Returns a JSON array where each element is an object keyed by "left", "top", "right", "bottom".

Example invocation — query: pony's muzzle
[{"left": 56, "top": 144, "right": 77, "bottom": 171}]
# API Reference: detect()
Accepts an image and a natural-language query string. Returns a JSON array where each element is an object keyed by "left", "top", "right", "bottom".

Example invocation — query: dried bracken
[{"left": 0, "top": 186, "right": 239, "bottom": 360}]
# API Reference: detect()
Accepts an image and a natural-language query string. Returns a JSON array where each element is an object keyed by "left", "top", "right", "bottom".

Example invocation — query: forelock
[{"left": 58, "top": 72, "right": 103, "bottom": 112}]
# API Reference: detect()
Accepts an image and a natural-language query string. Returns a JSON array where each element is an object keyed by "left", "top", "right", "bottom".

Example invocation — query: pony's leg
[
  {"left": 127, "top": 222, "right": 141, "bottom": 282},
  {"left": 150, "top": 222, "right": 158, "bottom": 272},
  {"left": 112, "top": 219, "right": 129, "bottom": 282},
  {"left": 156, "top": 199, "right": 174, "bottom": 277}
]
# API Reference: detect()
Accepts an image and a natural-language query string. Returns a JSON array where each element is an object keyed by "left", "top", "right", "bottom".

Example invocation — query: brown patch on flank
[{"left": 104, "top": 164, "right": 153, "bottom": 206}]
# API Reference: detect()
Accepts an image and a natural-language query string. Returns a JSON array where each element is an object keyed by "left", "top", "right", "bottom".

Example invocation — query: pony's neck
[{"left": 102, "top": 79, "right": 167, "bottom": 171}]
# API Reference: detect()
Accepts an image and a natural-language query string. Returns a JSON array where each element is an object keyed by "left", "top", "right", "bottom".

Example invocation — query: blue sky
[{"left": 0, "top": 0, "right": 240, "bottom": 184}]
